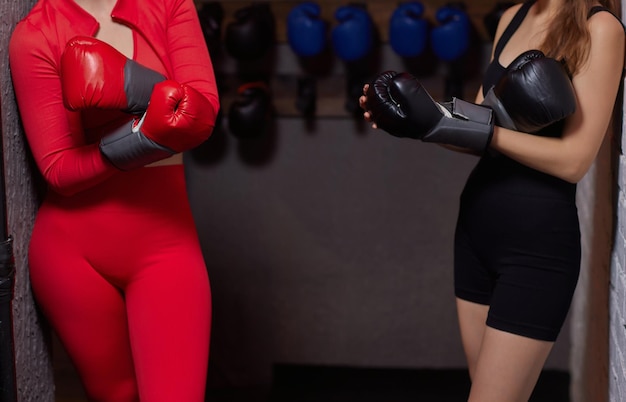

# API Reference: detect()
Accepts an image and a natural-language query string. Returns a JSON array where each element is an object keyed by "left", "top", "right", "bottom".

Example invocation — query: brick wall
[
  {"left": 571, "top": 7, "right": 626, "bottom": 400},
  {"left": 608, "top": 82, "right": 626, "bottom": 401},
  {"left": 572, "top": 133, "right": 613, "bottom": 402},
  {"left": 606, "top": 6, "right": 626, "bottom": 398}
]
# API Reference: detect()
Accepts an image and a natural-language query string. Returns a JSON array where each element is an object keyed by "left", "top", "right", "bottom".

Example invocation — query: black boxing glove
[
  {"left": 197, "top": 2, "right": 224, "bottom": 55},
  {"left": 366, "top": 71, "right": 494, "bottom": 151},
  {"left": 482, "top": 50, "right": 577, "bottom": 133},
  {"left": 225, "top": 3, "right": 276, "bottom": 61},
  {"left": 228, "top": 82, "right": 273, "bottom": 139}
]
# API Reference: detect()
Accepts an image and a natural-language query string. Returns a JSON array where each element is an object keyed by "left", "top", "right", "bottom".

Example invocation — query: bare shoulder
[
  {"left": 575, "top": 9, "right": 624, "bottom": 88},
  {"left": 586, "top": 9, "right": 625, "bottom": 74},
  {"left": 587, "top": 9, "right": 625, "bottom": 40}
]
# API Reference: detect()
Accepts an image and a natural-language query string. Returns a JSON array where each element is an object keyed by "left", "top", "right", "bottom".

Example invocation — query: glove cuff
[
  {"left": 426, "top": 98, "right": 494, "bottom": 152},
  {"left": 99, "top": 119, "right": 175, "bottom": 170},
  {"left": 482, "top": 87, "right": 518, "bottom": 131},
  {"left": 123, "top": 60, "right": 166, "bottom": 115}
]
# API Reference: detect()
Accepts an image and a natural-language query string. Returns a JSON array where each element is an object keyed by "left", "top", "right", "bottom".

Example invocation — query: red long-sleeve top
[{"left": 9, "top": 0, "right": 220, "bottom": 196}]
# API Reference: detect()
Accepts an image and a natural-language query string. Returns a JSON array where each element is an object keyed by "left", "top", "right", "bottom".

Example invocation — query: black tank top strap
[{"left": 493, "top": 1, "right": 535, "bottom": 60}]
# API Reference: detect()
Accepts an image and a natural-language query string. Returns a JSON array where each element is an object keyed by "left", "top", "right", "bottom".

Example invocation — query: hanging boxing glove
[
  {"left": 332, "top": 4, "right": 375, "bottom": 115},
  {"left": 287, "top": 2, "right": 327, "bottom": 116},
  {"left": 228, "top": 82, "right": 273, "bottom": 139},
  {"left": 225, "top": 3, "right": 276, "bottom": 61},
  {"left": 331, "top": 4, "right": 373, "bottom": 62},
  {"left": 431, "top": 5, "right": 471, "bottom": 63},
  {"left": 431, "top": 4, "right": 472, "bottom": 99},
  {"left": 389, "top": 2, "right": 428, "bottom": 58},
  {"left": 287, "top": 2, "right": 327, "bottom": 58},
  {"left": 295, "top": 76, "right": 317, "bottom": 116},
  {"left": 197, "top": 2, "right": 224, "bottom": 56}
]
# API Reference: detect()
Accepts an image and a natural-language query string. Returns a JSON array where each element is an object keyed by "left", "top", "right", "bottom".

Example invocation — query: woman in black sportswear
[{"left": 360, "top": 1, "right": 624, "bottom": 400}]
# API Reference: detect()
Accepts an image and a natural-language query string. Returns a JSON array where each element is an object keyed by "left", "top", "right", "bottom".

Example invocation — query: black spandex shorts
[{"left": 454, "top": 156, "right": 581, "bottom": 342}]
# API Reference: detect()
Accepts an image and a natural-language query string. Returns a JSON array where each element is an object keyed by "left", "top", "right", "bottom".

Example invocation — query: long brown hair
[{"left": 541, "top": 0, "right": 620, "bottom": 75}]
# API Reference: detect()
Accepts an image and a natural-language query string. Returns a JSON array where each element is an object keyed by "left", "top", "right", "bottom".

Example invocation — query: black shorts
[{"left": 454, "top": 157, "right": 581, "bottom": 342}]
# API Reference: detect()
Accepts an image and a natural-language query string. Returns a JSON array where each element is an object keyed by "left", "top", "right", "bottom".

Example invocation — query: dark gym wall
[
  {"left": 186, "top": 115, "right": 478, "bottom": 386},
  {"left": 186, "top": 0, "right": 571, "bottom": 386}
]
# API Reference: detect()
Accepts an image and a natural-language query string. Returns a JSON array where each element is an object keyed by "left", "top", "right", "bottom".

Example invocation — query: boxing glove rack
[
  {"left": 199, "top": 0, "right": 520, "bottom": 121},
  {"left": 210, "top": 0, "right": 503, "bottom": 43}
]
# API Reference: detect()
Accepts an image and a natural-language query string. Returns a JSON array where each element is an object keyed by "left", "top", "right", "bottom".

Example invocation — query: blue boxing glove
[
  {"left": 431, "top": 6, "right": 471, "bottom": 62},
  {"left": 287, "top": 2, "right": 327, "bottom": 58},
  {"left": 331, "top": 5, "right": 373, "bottom": 62},
  {"left": 389, "top": 2, "right": 428, "bottom": 58}
]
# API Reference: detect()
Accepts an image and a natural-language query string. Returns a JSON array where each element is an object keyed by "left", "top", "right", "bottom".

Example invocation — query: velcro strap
[
  {"left": 99, "top": 119, "right": 174, "bottom": 170},
  {"left": 123, "top": 60, "right": 166, "bottom": 115},
  {"left": 451, "top": 98, "right": 493, "bottom": 125}
]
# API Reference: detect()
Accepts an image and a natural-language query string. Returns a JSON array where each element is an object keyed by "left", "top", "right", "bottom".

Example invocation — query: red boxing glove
[
  {"left": 141, "top": 80, "right": 216, "bottom": 152},
  {"left": 100, "top": 80, "right": 216, "bottom": 170},
  {"left": 60, "top": 36, "right": 165, "bottom": 114}
]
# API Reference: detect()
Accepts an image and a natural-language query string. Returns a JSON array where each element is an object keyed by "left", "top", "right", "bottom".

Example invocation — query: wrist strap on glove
[
  {"left": 99, "top": 118, "right": 175, "bottom": 171},
  {"left": 482, "top": 87, "right": 518, "bottom": 131},
  {"left": 426, "top": 98, "right": 494, "bottom": 151},
  {"left": 123, "top": 60, "right": 166, "bottom": 114}
]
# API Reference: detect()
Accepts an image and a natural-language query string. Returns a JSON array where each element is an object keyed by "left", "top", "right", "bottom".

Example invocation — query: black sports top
[
  {"left": 481, "top": 1, "right": 620, "bottom": 137},
  {"left": 482, "top": 1, "right": 534, "bottom": 97},
  {"left": 483, "top": 2, "right": 620, "bottom": 97}
]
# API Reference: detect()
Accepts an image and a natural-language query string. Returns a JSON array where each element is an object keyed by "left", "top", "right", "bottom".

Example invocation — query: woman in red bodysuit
[{"left": 9, "top": 0, "right": 219, "bottom": 400}]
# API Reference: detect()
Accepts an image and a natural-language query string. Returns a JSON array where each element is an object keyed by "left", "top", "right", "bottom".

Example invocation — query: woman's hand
[{"left": 359, "top": 83, "right": 378, "bottom": 129}]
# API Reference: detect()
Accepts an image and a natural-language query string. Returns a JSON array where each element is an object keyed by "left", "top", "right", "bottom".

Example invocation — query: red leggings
[{"left": 28, "top": 165, "right": 211, "bottom": 402}]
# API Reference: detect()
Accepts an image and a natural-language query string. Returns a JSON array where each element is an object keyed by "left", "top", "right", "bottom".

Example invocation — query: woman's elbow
[
  {"left": 206, "top": 94, "right": 220, "bottom": 130},
  {"left": 45, "top": 177, "right": 84, "bottom": 197},
  {"left": 41, "top": 165, "right": 93, "bottom": 197},
  {"left": 557, "top": 160, "right": 592, "bottom": 184}
]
